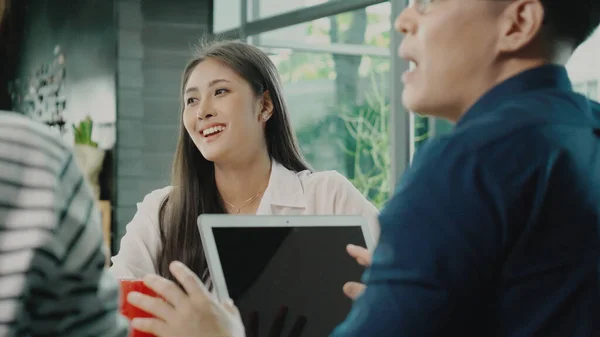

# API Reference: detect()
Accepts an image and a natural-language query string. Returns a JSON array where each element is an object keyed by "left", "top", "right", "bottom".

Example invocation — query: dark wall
[
  {"left": 12, "top": 0, "right": 117, "bottom": 148},
  {"left": 0, "top": 1, "right": 26, "bottom": 110},
  {"left": 115, "top": 0, "right": 212, "bottom": 252}
]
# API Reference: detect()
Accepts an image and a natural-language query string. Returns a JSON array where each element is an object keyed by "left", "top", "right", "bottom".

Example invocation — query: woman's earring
[{"left": 262, "top": 114, "right": 269, "bottom": 121}]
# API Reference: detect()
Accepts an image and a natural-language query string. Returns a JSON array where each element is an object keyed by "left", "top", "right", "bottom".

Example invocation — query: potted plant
[{"left": 72, "top": 115, "right": 105, "bottom": 200}]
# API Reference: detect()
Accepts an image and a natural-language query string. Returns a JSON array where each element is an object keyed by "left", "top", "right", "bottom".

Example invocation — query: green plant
[
  {"left": 336, "top": 73, "right": 391, "bottom": 209},
  {"left": 72, "top": 115, "right": 98, "bottom": 147},
  {"left": 294, "top": 73, "right": 391, "bottom": 209},
  {"left": 274, "top": 3, "right": 392, "bottom": 208}
]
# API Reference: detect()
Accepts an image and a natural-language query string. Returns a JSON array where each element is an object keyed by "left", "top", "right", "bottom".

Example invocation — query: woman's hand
[
  {"left": 343, "top": 244, "right": 372, "bottom": 300},
  {"left": 126, "top": 261, "right": 246, "bottom": 337}
]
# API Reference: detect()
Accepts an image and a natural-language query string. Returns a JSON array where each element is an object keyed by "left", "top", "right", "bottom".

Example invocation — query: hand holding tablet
[
  {"left": 125, "top": 243, "right": 373, "bottom": 337},
  {"left": 343, "top": 244, "right": 372, "bottom": 300}
]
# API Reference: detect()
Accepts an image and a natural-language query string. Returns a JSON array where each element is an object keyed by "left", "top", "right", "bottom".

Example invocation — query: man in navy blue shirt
[
  {"left": 330, "top": 0, "right": 600, "bottom": 336},
  {"left": 121, "top": 0, "right": 600, "bottom": 336}
]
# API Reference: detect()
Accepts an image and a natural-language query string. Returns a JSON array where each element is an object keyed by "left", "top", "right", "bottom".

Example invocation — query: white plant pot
[{"left": 73, "top": 144, "right": 106, "bottom": 200}]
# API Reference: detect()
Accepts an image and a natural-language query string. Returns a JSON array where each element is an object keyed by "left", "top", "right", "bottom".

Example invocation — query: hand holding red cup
[
  {"left": 119, "top": 279, "right": 160, "bottom": 337},
  {"left": 123, "top": 261, "right": 245, "bottom": 337}
]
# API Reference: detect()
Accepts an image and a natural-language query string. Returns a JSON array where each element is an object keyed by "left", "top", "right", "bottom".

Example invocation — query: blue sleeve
[{"left": 330, "top": 146, "right": 506, "bottom": 336}]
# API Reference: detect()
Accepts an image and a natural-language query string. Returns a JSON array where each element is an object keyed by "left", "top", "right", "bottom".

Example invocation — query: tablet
[{"left": 197, "top": 214, "right": 376, "bottom": 337}]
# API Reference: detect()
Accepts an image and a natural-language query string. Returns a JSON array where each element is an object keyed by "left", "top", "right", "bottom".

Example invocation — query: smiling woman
[
  {"left": 109, "top": 40, "right": 380, "bottom": 288},
  {"left": 181, "top": 57, "right": 273, "bottom": 165}
]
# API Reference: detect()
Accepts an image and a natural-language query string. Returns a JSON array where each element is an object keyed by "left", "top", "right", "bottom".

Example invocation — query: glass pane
[
  {"left": 567, "top": 27, "right": 600, "bottom": 100},
  {"left": 213, "top": 0, "right": 241, "bottom": 33},
  {"left": 434, "top": 118, "right": 454, "bottom": 136},
  {"left": 256, "top": 2, "right": 391, "bottom": 48},
  {"left": 268, "top": 48, "right": 391, "bottom": 208},
  {"left": 251, "top": 0, "right": 337, "bottom": 21}
]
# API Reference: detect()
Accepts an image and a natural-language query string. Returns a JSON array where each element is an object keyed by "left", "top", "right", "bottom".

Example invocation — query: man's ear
[
  {"left": 496, "top": 0, "right": 545, "bottom": 53},
  {"left": 259, "top": 91, "right": 274, "bottom": 122}
]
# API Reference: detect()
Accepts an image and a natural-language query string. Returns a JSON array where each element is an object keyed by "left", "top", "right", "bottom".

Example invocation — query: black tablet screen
[{"left": 212, "top": 225, "right": 366, "bottom": 337}]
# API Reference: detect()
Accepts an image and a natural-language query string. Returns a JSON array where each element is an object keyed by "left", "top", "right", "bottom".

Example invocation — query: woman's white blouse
[{"left": 109, "top": 161, "right": 381, "bottom": 279}]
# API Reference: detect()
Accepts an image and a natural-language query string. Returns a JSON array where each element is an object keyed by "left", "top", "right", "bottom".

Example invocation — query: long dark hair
[{"left": 157, "top": 40, "right": 310, "bottom": 283}]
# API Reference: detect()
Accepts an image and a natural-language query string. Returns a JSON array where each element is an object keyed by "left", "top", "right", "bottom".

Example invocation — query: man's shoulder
[
  {"left": 0, "top": 112, "right": 71, "bottom": 168},
  {"left": 405, "top": 122, "right": 561, "bottom": 195},
  {"left": 0, "top": 111, "right": 68, "bottom": 147},
  {"left": 1, "top": 111, "right": 51, "bottom": 133},
  {"left": 450, "top": 89, "right": 599, "bottom": 155}
]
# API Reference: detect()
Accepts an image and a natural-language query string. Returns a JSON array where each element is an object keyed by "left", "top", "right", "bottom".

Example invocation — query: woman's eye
[
  {"left": 215, "top": 88, "right": 228, "bottom": 96},
  {"left": 186, "top": 98, "right": 198, "bottom": 105}
]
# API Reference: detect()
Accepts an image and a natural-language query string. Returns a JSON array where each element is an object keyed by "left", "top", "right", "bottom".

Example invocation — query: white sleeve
[
  {"left": 109, "top": 187, "right": 171, "bottom": 279},
  {"left": 323, "top": 171, "right": 381, "bottom": 243}
]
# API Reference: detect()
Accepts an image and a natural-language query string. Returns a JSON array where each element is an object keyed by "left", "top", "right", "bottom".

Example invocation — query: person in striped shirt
[{"left": 0, "top": 111, "right": 129, "bottom": 336}]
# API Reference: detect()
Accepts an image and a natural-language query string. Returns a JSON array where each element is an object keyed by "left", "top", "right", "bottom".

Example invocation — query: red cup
[{"left": 119, "top": 279, "right": 159, "bottom": 337}]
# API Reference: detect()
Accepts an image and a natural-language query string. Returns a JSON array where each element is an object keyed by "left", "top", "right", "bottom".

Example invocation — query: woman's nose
[{"left": 196, "top": 101, "right": 216, "bottom": 120}]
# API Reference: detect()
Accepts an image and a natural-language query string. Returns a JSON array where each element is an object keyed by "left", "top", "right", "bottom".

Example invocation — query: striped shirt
[{"left": 0, "top": 112, "right": 129, "bottom": 337}]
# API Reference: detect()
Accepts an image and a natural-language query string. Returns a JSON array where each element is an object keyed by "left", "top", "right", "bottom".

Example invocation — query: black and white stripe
[{"left": 0, "top": 112, "right": 128, "bottom": 337}]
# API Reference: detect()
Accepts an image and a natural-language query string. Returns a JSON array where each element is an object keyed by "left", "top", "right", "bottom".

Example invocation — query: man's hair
[{"left": 541, "top": 0, "right": 600, "bottom": 47}]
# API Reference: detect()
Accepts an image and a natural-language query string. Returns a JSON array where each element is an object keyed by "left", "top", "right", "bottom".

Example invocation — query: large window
[
  {"left": 271, "top": 50, "right": 390, "bottom": 207},
  {"left": 215, "top": 1, "right": 395, "bottom": 208},
  {"left": 257, "top": 3, "right": 392, "bottom": 208}
]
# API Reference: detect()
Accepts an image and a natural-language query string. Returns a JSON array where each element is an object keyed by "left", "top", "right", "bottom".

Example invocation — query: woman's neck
[{"left": 214, "top": 151, "right": 272, "bottom": 213}]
